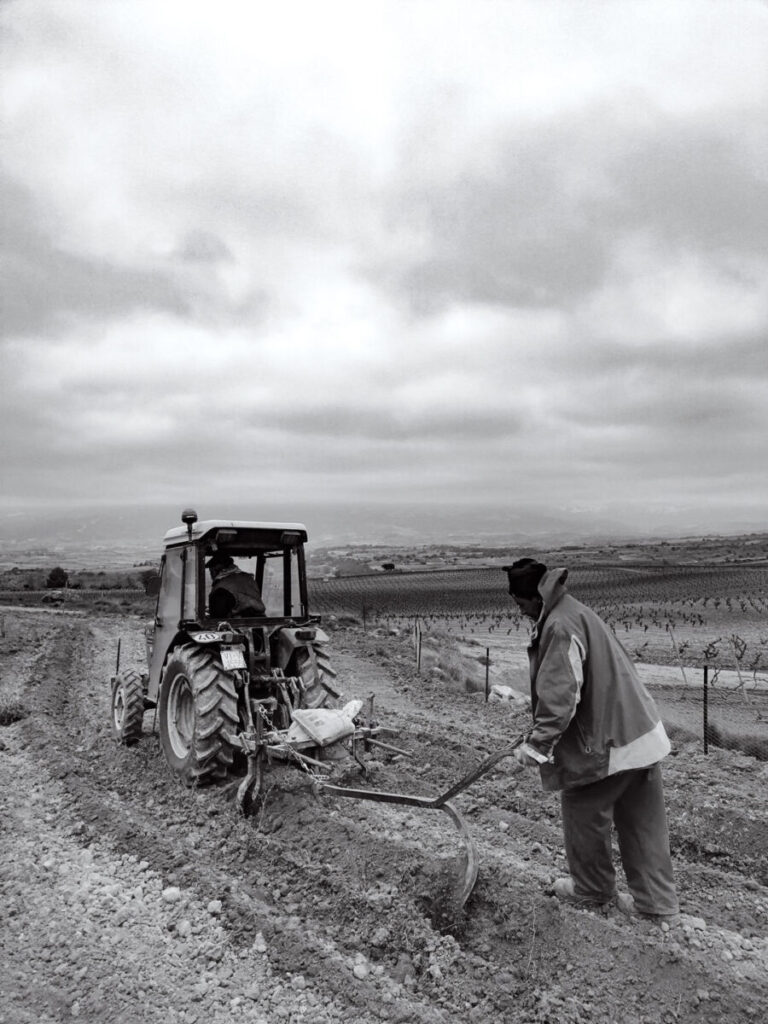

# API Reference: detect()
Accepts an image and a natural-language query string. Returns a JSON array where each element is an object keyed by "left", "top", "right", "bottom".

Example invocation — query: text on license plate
[{"left": 221, "top": 648, "right": 246, "bottom": 670}]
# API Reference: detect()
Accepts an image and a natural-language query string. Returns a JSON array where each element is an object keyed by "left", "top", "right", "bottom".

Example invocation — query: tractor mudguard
[
  {"left": 274, "top": 626, "right": 339, "bottom": 704},
  {"left": 274, "top": 626, "right": 329, "bottom": 666},
  {"left": 148, "top": 629, "right": 236, "bottom": 703}
]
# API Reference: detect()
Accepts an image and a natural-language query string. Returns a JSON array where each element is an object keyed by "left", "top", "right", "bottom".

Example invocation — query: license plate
[{"left": 221, "top": 648, "right": 246, "bottom": 670}]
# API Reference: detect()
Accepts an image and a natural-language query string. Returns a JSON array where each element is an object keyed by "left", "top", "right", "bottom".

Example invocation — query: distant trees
[
  {"left": 46, "top": 566, "right": 69, "bottom": 589},
  {"left": 334, "top": 557, "right": 375, "bottom": 577},
  {"left": 138, "top": 568, "right": 161, "bottom": 594}
]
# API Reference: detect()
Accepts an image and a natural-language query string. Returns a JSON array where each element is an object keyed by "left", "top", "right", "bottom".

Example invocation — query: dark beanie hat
[
  {"left": 205, "top": 550, "right": 235, "bottom": 572},
  {"left": 502, "top": 558, "right": 547, "bottom": 599}
]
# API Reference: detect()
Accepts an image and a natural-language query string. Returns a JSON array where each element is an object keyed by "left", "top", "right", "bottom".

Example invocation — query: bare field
[{"left": 2, "top": 608, "right": 768, "bottom": 1024}]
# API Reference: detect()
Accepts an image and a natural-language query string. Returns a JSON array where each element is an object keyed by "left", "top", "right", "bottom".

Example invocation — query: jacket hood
[{"left": 536, "top": 566, "right": 569, "bottom": 621}]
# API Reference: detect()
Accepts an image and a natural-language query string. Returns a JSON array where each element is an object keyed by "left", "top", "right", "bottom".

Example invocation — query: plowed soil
[{"left": 1, "top": 609, "right": 767, "bottom": 1024}]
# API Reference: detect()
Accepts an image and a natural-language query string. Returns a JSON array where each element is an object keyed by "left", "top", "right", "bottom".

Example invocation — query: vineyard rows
[{"left": 311, "top": 564, "right": 768, "bottom": 674}]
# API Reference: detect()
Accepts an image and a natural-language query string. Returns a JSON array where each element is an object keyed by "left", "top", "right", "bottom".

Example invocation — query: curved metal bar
[
  {"left": 321, "top": 783, "right": 478, "bottom": 908},
  {"left": 320, "top": 734, "right": 525, "bottom": 908},
  {"left": 321, "top": 734, "right": 525, "bottom": 810},
  {"left": 440, "top": 798, "right": 479, "bottom": 908}
]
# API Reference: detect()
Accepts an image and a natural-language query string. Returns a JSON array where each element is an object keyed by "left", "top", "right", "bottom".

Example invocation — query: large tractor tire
[
  {"left": 111, "top": 669, "right": 146, "bottom": 745},
  {"left": 294, "top": 644, "right": 338, "bottom": 709},
  {"left": 158, "top": 643, "right": 240, "bottom": 785}
]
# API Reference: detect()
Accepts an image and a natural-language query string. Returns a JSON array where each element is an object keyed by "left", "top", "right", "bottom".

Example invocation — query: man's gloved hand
[{"left": 513, "top": 742, "right": 549, "bottom": 767}]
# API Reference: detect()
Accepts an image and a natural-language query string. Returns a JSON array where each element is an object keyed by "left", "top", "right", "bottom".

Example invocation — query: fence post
[
  {"left": 485, "top": 647, "right": 490, "bottom": 702},
  {"left": 703, "top": 664, "right": 709, "bottom": 755}
]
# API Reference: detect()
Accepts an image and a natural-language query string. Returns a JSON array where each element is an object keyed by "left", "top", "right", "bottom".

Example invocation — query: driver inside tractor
[{"left": 206, "top": 550, "right": 266, "bottom": 618}]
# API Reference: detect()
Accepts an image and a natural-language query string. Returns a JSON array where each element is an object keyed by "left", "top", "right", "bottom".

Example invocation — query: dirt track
[{"left": 1, "top": 610, "right": 768, "bottom": 1024}]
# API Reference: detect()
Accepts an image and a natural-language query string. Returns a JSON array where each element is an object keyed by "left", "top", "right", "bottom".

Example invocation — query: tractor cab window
[
  {"left": 148, "top": 546, "right": 196, "bottom": 687},
  {"left": 258, "top": 550, "right": 303, "bottom": 618},
  {"left": 258, "top": 555, "right": 281, "bottom": 615},
  {"left": 159, "top": 547, "right": 196, "bottom": 622},
  {"left": 203, "top": 539, "right": 306, "bottom": 621}
]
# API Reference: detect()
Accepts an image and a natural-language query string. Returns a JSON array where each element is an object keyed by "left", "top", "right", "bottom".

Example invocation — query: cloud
[
  {"left": 368, "top": 103, "right": 768, "bottom": 316},
  {"left": 0, "top": 176, "right": 189, "bottom": 339},
  {"left": 1, "top": 1, "right": 767, "bottom": 534},
  {"left": 176, "top": 231, "right": 234, "bottom": 264}
]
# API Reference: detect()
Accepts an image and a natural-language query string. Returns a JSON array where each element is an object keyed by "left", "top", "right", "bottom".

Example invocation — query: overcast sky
[{"left": 2, "top": 0, "right": 767, "bottom": 536}]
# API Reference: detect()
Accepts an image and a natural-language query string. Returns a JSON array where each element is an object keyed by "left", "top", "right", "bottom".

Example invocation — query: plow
[
  {"left": 229, "top": 695, "right": 527, "bottom": 911},
  {"left": 318, "top": 734, "right": 527, "bottom": 911},
  {"left": 111, "top": 509, "right": 524, "bottom": 914}
]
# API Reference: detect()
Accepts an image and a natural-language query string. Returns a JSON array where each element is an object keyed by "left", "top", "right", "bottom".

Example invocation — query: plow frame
[{"left": 229, "top": 688, "right": 526, "bottom": 913}]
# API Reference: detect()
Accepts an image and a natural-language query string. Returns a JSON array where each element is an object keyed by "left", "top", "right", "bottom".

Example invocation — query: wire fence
[
  {"left": 405, "top": 616, "right": 768, "bottom": 762},
  {"left": 313, "top": 566, "right": 768, "bottom": 762},
  {"left": 653, "top": 667, "right": 768, "bottom": 762}
]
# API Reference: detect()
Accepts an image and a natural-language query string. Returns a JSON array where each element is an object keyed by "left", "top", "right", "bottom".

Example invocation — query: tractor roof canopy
[{"left": 163, "top": 520, "right": 308, "bottom": 553}]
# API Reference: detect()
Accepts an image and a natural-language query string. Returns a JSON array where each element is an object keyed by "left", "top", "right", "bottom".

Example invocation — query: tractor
[
  {"left": 111, "top": 509, "right": 527, "bottom": 915},
  {"left": 110, "top": 509, "right": 395, "bottom": 804}
]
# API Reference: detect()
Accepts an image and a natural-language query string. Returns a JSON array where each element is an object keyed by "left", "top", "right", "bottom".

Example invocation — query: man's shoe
[
  {"left": 552, "top": 877, "right": 579, "bottom": 901},
  {"left": 616, "top": 893, "right": 636, "bottom": 917},
  {"left": 616, "top": 894, "right": 681, "bottom": 927},
  {"left": 551, "top": 877, "right": 614, "bottom": 909}
]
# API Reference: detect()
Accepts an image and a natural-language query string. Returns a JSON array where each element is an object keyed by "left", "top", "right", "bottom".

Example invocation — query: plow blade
[{"left": 321, "top": 734, "right": 525, "bottom": 912}]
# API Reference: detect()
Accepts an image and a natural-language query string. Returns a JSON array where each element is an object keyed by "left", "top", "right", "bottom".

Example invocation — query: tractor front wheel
[
  {"left": 111, "top": 669, "right": 146, "bottom": 745},
  {"left": 159, "top": 644, "right": 240, "bottom": 785}
]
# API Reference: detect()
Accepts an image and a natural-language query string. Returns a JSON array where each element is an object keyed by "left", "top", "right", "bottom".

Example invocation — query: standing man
[{"left": 504, "top": 557, "right": 679, "bottom": 923}]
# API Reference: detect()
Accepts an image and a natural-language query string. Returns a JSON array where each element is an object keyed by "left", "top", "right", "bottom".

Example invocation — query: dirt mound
[{"left": 1, "top": 613, "right": 767, "bottom": 1023}]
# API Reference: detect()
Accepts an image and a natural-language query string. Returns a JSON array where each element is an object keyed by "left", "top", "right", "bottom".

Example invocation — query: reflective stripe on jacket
[{"left": 527, "top": 568, "right": 670, "bottom": 792}]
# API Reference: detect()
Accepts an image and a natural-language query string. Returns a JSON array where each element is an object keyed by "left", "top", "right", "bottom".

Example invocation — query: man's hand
[{"left": 513, "top": 742, "right": 549, "bottom": 767}]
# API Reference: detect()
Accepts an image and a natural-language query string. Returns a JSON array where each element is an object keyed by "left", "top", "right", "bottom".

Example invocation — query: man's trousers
[{"left": 560, "top": 763, "right": 679, "bottom": 916}]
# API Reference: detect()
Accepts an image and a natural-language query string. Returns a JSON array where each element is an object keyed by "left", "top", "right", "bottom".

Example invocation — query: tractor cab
[
  {"left": 159, "top": 515, "right": 310, "bottom": 624},
  {"left": 145, "top": 510, "right": 319, "bottom": 707}
]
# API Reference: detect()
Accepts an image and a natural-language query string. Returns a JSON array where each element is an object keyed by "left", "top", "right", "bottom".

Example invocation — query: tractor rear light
[
  {"left": 295, "top": 629, "right": 316, "bottom": 641},
  {"left": 182, "top": 509, "right": 198, "bottom": 539}
]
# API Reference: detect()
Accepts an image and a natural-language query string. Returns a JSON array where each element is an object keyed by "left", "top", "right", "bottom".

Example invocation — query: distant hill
[{"left": 0, "top": 501, "right": 765, "bottom": 568}]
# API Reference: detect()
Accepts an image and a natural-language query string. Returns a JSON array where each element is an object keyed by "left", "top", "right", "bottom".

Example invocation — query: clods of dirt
[{"left": 1, "top": 613, "right": 768, "bottom": 1024}]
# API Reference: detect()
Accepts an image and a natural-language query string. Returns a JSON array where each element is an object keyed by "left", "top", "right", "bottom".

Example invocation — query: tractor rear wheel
[
  {"left": 111, "top": 669, "right": 146, "bottom": 745},
  {"left": 294, "top": 645, "right": 338, "bottom": 709},
  {"left": 159, "top": 644, "right": 240, "bottom": 785}
]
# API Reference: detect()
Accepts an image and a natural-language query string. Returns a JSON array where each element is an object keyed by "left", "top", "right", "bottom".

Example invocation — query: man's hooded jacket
[
  {"left": 209, "top": 566, "right": 265, "bottom": 618},
  {"left": 526, "top": 568, "right": 670, "bottom": 791}
]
